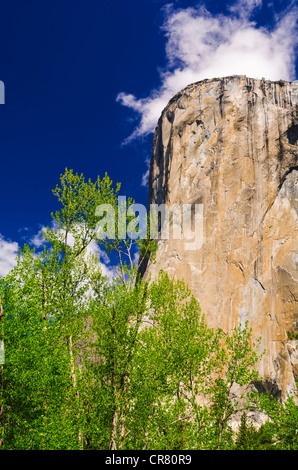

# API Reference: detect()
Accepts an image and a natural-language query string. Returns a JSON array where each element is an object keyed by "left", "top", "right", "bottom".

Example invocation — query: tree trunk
[
  {"left": 109, "top": 395, "right": 119, "bottom": 450},
  {"left": 68, "top": 334, "right": 83, "bottom": 448},
  {"left": 0, "top": 297, "right": 4, "bottom": 447}
]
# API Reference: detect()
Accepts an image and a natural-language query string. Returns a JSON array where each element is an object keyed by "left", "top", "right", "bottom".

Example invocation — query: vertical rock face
[{"left": 143, "top": 76, "right": 298, "bottom": 399}]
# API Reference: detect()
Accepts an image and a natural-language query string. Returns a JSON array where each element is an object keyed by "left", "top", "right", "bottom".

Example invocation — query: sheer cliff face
[{"left": 143, "top": 76, "right": 298, "bottom": 398}]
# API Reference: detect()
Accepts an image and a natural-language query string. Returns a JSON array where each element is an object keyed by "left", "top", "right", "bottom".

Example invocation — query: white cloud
[
  {"left": 0, "top": 225, "right": 115, "bottom": 280},
  {"left": 0, "top": 235, "right": 19, "bottom": 277},
  {"left": 30, "top": 224, "right": 115, "bottom": 280},
  {"left": 133, "top": 250, "right": 140, "bottom": 267},
  {"left": 117, "top": 0, "right": 298, "bottom": 142},
  {"left": 141, "top": 158, "right": 151, "bottom": 187},
  {"left": 229, "top": 0, "right": 263, "bottom": 18},
  {"left": 86, "top": 238, "right": 115, "bottom": 280},
  {"left": 30, "top": 226, "right": 48, "bottom": 248}
]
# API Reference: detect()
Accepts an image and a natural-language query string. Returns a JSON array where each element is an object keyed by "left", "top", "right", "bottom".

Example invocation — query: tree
[
  {"left": 116, "top": 271, "right": 263, "bottom": 450},
  {"left": 256, "top": 390, "right": 298, "bottom": 450},
  {"left": 0, "top": 288, "right": 4, "bottom": 447},
  {"left": 234, "top": 413, "right": 274, "bottom": 450},
  {"left": 0, "top": 168, "right": 265, "bottom": 450},
  {"left": 1, "top": 169, "right": 122, "bottom": 449}
]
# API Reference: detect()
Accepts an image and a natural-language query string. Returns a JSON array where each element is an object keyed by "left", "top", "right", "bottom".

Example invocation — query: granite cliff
[{"left": 142, "top": 75, "right": 298, "bottom": 400}]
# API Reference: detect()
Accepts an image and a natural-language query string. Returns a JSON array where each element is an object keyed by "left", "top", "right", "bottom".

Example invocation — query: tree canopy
[{"left": 0, "top": 168, "right": 297, "bottom": 450}]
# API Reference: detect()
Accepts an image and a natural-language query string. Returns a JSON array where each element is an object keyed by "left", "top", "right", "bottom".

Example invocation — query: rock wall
[{"left": 142, "top": 76, "right": 298, "bottom": 399}]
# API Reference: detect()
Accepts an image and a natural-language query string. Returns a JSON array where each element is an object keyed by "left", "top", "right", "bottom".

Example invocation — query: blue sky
[{"left": 0, "top": 0, "right": 297, "bottom": 275}]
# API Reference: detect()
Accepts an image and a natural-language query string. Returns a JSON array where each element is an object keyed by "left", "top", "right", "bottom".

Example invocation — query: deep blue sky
[{"left": 0, "top": 0, "right": 297, "bottom": 248}]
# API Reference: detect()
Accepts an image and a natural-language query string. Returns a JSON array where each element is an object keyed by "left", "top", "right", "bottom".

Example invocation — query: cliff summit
[{"left": 143, "top": 75, "right": 298, "bottom": 400}]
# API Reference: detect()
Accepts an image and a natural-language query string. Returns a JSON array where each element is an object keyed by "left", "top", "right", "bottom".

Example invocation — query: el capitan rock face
[{"left": 142, "top": 76, "right": 298, "bottom": 399}]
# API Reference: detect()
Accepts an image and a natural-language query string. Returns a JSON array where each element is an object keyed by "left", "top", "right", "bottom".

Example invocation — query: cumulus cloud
[
  {"left": 85, "top": 238, "right": 115, "bottom": 280},
  {"left": 229, "top": 0, "right": 263, "bottom": 18},
  {"left": 141, "top": 158, "right": 151, "bottom": 187},
  {"left": 0, "top": 235, "right": 19, "bottom": 277},
  {"left": 0, "top": 226, "right": 115, "bottom": 280},
  {"left": 30, "top": 224, "right": 115, "bottom": 280},
  {"left": 117, "top": 0, "right": 298, "bottom": 142},
  {"left": 30, "top": 227, "right": 47, "bottom": 248}
]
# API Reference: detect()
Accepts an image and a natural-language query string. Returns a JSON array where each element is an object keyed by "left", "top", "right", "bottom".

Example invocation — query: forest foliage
[{"left": 0, "top": 169, "right": 297, "bottom": 450}]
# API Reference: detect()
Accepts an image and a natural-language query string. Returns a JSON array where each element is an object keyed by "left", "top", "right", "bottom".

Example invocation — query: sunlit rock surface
[{"left": 142, "top": 76, "right": 298, "bottom": 399}]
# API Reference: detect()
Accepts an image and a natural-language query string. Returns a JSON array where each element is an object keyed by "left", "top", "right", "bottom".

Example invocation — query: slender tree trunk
[
  {"left": 68, "top": 335, "right": 77, "bottom": 390},
  {"left": 120, "top": 389, "right": 127, "bottom": 447},
  {"left": 0, "top": 297, "right": 4, "bottom": 447},
  {"left": 41, "top": 266, "right": 48, "bottom": 320},
  {"left": 109, "top": 286, "right": 148, "bottom": 450},
  {"left": 109, "top": 393, "right": 119, "bottom": 450},
  {"left": 40, "top": 269, "right": 49, "bottom": 444},
  {"left": 109, "top": 308, "right": 118, "bottom": 450},
  {"left": 68, "top": 334, "right": 83, "bottom": 448},
  {"left": 109, "top": 378, "right": 128, "bottom": 450}
]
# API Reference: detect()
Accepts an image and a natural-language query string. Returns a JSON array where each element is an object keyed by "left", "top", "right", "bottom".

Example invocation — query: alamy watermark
[
  {"left": 0, "top": 81, "right": 5, "bottom": 104},
  {"left": 95, "top": 197, "right": 204, "bottom": 250}
]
